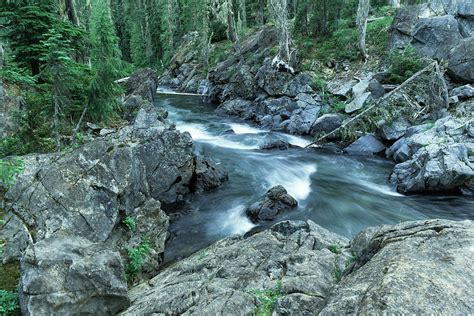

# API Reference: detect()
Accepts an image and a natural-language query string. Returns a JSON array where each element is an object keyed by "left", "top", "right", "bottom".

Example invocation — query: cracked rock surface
[{"left": 122, "top": 219, "right": 474, "bottom": 315}]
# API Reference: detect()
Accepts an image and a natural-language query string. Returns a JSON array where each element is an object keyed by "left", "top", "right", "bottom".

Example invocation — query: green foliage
[
  {"left": 126, "top": 238, "right": 151, "bottom": 283},
  {"left": 333, "top": 265, "right": 343, "bottom": 283},
  {"left": 123, "top": 216, "right": 136, "bottom": 231},
  {"left": 331, "top": 101, "right": 347, "bottom": 113},
  {"left": 208, "top": 40, "right": 233, "bottom": 69},
  {"left": 250, "top": 280, "right": 283, "bottom": 316},
  {"left": 345, "top": 251, "right": 358, "bottom": 267},
  {"left": 0, "top": 290, "right": 19, "bottom": 315},
  {"left": 0, "top": 64, "right": 35, "bottom": 87},
  {"left": 328, "top": 244, "right": 342, "bottom": 254},
  {"left": 89, "top": 0, "right": 123, "bottom": 123},
  {"left": 387, "top": 46, "right": 426, "bottom": 84},
  {"left": 0, "top": 159, "right": 24, "bottom": 188}
]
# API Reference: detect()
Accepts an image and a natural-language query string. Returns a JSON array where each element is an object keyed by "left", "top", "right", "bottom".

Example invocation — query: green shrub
[
  {"left": 0, "top": 159, "right": 24, "bottom": 188},
  {"left": 126, "top": 238, "right": 150, "bottom": 283},
  {"left": 250, "top": 280, "right": 283, "bottom": 316},
  {"left": 333, "top": 265, "right": 343, "bottom": 283},
  {"left": 122, "top": 216, "right": 136, "bottom": 231},
  {"left": 387, "top": 46, "right": 426, "bottom": 84},
  {"left": 0, "top": 290, "right": 19, "bottom": 315},
  {"left": 328, "top": 244, "right": 342, "bottom": 254}
]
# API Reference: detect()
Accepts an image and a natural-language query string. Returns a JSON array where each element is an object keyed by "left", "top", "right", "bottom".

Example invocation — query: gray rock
[
  {"left": 344, "top": 135, "right": 386, "bottom": 155},
  {"left": 450, "top": 84, "right": 474, "bottom": 100},
  {"left": 124, "top": 68, "right": 158, "bottom": 103},
  {"left": 390, "top": 143, "right": 474, "bottom": 194},
  {"left": 259, "top": 139, "right": 292, "bottom": 150},
  {"left": 192, "top": 156, "right": 228, "bottom": 193},
  {"left": 215, "top": 99, "right": 253, "bottom": 119},
  {"left": 327, "top": 78, "right": 358, "bottom": 99},
  {"left": 122, "top": 220, "right": 349, "bottom": 316},
  {"left": 367, "top": 79, "right": 386, "bottom": 98},
  {"left": 123, "top": 218, "right": 474, "bottom": 315},
  {"left": 321, "top": 219, "right": 474, "bottom": 315},
  {"left": 245, "top": 186, "right": 298, "bottom": 223},
  {"left": 20, "top": 235, "right": 129, "bottom": 316},
  {"left": 412, "top": 15, "right": 463, "bottom": 60},
  {"left": 287, "top": 105, "right": 320, "bottom": 135},
  {"left": 345, "top": 92, "right": 371, "bottom": 113},
  {"left": 379, "top": 119, "right": 411, "bottom": 141},
  {"left": 311, "top": 114, "right": 343, "bottom": 135},
  {"left": 448, "top": 38, "right": 474, "bottom": 83}
]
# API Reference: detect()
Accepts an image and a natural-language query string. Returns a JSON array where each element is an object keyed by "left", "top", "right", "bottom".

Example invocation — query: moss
[{"left": 0, "top": 263, "right": 20, "bottom": 293}]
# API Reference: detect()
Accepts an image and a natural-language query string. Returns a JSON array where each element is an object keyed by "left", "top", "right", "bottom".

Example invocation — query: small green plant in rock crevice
[
  {"left": 328, "top": 244, "right": 342, "bottom": 254},
  {"left": 0, "top": 159, "right": 24, "bottom": 188},
  {"left": 126, "top": 238, "right": 150, "bottom": 283},
  {"left": 332, "top": 264, "right": 343, "bottom": 283},
  {"left": 250, "top": 280, "right": 283, "bottom": 316},
  {"left": 122, "top": 216, "right": 136, "bottom": 231},
  {"left": 0, "top": 290, "right": 20, "bottom": 315},
  {"left": 345, "top": 251, "right": 358, "bottom": 268}
]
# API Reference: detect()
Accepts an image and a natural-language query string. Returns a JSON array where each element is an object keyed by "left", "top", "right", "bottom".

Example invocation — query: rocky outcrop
[
  {"left": 321, "top": 219, "right": 474, "bottom": 314},
  {"left": 158, "top": 32, "right": 209, "bottom": 94},
  {"left": 123, "top": 219, "right": 474, "bottom": 315},
  {"left": 245, "top": 186, "right": 298, "bottom": 223},
  {"left": 20, "top": 236, "right": 129, "bottom": 315},
  {"left": 388, "top": 0, "right": 474, "bottom": 83},
  {"left": 387, "top": 116, "right": 474, "bottom": 194},
  {"left": 122, "top": 220, "right": 350, "bottom": 315},
  {"left": 2, "top": 69, "right": 228, "bottom": 315}
]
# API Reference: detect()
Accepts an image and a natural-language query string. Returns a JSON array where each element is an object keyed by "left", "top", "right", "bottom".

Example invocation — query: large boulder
[
  {"left": 122, "top": 219, "right": 474, "bottom": 315},
  {"left": 344, "top": 135, "right": 386, "bottom": 155},
  {"left": 387, "top": 116, "right": 474, "bottom": 194},
  {"left": 122, "top": 220, "right": 350, "bottom": 315},
  {"left": 20, "top": 236, "right": 129, "bottom": 315},
  {"left": 124, "top": 68, "right": 158, "bottom": 103},
  {"left": 245, "top": 186, "right": 298, "bottom": 223},
  {"left": 321, "top": 219, "right": 474, "bottom": 314},
  {"left": 389, "top": 2, "right": 473, "bottom": 54},
  {"left": 448, "top": 37, "right": 474, "bottom": 83}
]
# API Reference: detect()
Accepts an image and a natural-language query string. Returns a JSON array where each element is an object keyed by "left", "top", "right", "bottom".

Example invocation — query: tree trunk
[
  {"left": 239, "top": 0, "right": 247, "bottom": 30},
  {"left": 270, "top": 0, "right": 290, "bottom": 64},
  {"left": 357, "top": 0, "right": 370, "bottom": 60},
  {"left": 65, "top": 0, "right": 80, "bottom": 25},
  {"left": 389, "top": 0, "right": 400, "bottom": 7},
  {"left": 257, "top": 0, "right": 265, "bottom": 26},
  {"left": 226, "top": 0, "right": 238, "bottom": 42}
]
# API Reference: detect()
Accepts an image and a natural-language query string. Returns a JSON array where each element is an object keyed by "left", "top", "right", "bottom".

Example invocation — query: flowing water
[{"left": 158, "top": 94, "right": 474, "bottom": 262}]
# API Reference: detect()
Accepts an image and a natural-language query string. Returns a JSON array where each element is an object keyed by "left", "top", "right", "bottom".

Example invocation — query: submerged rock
[
  {"left": 259, "top": 139, "right": 292, "bottom": 150},
  {"left": 245, "top": 185, "right": 298, "bottom": 223}
]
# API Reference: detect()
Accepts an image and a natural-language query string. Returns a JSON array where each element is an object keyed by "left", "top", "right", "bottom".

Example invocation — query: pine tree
[{"left": 87, "top": 0, "right": 122, "bottom": 122}]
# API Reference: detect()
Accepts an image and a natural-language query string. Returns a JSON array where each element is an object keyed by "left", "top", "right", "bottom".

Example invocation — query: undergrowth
[{"left": 250, "top": 280, "right": 283, "bottom": 316}]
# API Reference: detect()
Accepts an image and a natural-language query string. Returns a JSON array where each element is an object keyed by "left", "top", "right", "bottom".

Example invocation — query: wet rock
[
  {"left": 344, "top": 135, "right": 386, "bottom": 155},
  {"left": 122, "top": 220, "right": 349, "bottom": 315},
  {"left": 259, "top": 139, "right": 292, "bottom": 150},
  {"left": 448, "top": 37, "right": 474, "bottom": 83},
  {"left": 311, "top": 114, "right": 343, "bottom": 135},
  {"left": 246, "top": 186, "right": 298, "bottom": 223},
  {"left": 192, "top": 156, "right": 228, "bottom": 193},
  {"left": 20, "top": 236, "right": 129, "bottom": 315},
  {"left": 215, "top": 99, "right": 253, "bottom": 118},
  {"left": 321, "top": 219, "right": 474, "bottom": 314}
]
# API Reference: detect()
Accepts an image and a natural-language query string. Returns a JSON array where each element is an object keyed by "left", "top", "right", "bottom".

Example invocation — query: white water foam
[
  {"left": 280, "top": 133, "right": 312, "bottom": 148},
  {"left": 176, "top": 122, "right": 259, "bottom": 150},
  {"left": 228, "top": 123, "right": 267, "bottom": 135},
  {"left": 358, "top": 180, "right": 404, "bottom": 197},
  {"left": 266, "top": 160, "right": 317, "bottom": 201},
  {"left": 218, "top": 204, "right": 256, "bottom": 235}
]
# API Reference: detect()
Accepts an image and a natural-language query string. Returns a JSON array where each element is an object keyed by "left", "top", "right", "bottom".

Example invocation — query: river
[{"left": 158, "top": 94, "right": 474, "bottom": 262}]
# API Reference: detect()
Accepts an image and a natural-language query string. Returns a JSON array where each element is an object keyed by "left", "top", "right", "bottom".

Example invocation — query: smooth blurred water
[{"left": 158, "top": 94, "right": 474, "bottom": 262}]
